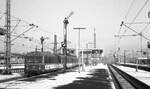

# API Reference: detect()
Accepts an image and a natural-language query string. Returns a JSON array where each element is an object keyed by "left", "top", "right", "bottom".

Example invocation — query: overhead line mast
[
  {"left": 94, "top": 28, "right": 96, "bottom": 48},
  {"left": 4, "top": 0, "right": 11, "bottom": 74}
]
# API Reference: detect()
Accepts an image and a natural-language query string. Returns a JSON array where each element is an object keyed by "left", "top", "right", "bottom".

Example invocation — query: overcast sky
[{"left": 0, "top": 0, "right": 150, "bottom": 55}]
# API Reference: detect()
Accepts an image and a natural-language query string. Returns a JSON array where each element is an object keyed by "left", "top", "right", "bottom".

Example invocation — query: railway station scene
[{"left": 1, "top": 0, "right": 150, "bottom": 89}]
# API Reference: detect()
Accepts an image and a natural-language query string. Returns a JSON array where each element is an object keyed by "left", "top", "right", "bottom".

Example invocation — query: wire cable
[
  {"left": 118, "top": 0, "right": 135, "bottom": 41},
  {"left": 131, "top": 0, "right": 149, "bottom": 24},
  {"left": 122, "top": 0, "right": 149, "bottom": 37},
  {"left": 125, "top": 0, "right": 135, "bottom": 20},
  {"left": 141, "top": 23, "right": 149, "bottom": 32}
]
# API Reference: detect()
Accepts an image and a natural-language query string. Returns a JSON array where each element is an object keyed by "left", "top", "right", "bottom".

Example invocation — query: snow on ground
[
  {"left": 0, "top": 73, "right": 22, "bottom": 80},
  {"left": 115, "top": 65, "right": 150, "bottom": 86},
  {"left": 0, "top": 63, "right": 110, "bottom": 89},
  {"left": 119, "top": 63, "right": 150, "bottom": 67}
]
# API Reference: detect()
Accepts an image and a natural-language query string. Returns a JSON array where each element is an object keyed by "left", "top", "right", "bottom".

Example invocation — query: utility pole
[
  {"left": 140, "top": 33, "right": 143, "bottom": 64},
  {"left": 40, "top": 36, "right": 44, "bottom": 67},
  {"left": 40, "top": 36, "right": 49, "bottom": 52},
  {"left": 81, "top": 49, "right": 85, "bottom": 71},
  {"left": 35, "top": 45, "right": 38, "bottom": 53},
  {"left": 40, "top": 36, "right": 48, "bottom": 66},
  {"left": 94, "top": 28, "right": 96, "bottom": 48},
  {"left": 53, "top": 35, "right": 57, "bottom": 54},
  {"left": 73, "top": 27, "right": 86, "bottom": 72},
  {"left": 124, "top": 50, "right": 126, "bottom": 64},
  {"left": 147, "top": 42, "right": 150, "bottom": 64},
  {"left": 40, "top": 36, "right": 44, "bottom": 52},
  {"left": 3, "top": 0, "right": 11, "bottom": 74},
  {"left": 63, "top": 12, "right": 74, "bottom": 71},
  {"left": 132, "top": 49, "right": 135, "bottom": 63}
]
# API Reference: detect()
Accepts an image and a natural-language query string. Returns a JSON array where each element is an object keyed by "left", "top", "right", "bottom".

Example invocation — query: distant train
[{"left": 24, "top": 52, "right": 78, "bottom": 76}]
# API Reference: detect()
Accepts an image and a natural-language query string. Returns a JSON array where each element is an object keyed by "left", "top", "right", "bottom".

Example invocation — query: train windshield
[{"left": 26, "top": 56, "right": 42, "bottom": 63}]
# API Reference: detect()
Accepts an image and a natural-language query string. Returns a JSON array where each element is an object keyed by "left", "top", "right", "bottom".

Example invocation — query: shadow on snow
[{"left": 53, "top": 69, "right": 112, "bottom": 89}]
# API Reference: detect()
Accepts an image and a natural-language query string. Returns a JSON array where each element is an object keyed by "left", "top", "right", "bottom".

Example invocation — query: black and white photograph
[{"left": 0, "top": 0, "right": 150, "bottom": 89}]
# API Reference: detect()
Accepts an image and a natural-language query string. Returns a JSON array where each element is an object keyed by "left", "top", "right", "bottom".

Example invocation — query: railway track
[
  {"left": 108, "top": 65, "right": 150, "bottom": 89},
  {"left": 0, "top": 65, "right": 78, "bottom": 83}
]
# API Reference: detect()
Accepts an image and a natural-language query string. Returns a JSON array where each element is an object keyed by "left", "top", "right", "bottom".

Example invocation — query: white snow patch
[
  {"left": 0, "top": 63, "right": 110, "bottom": 89},
  {"left": 115, "top": 65, "right": 150, "bottom": 86},
  {"left": 0, "top": 73, "right": 22, "bottom": 80}
]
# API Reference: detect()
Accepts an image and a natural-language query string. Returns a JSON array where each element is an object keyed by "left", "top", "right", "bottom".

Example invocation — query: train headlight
[{"left": 39, "top": 66, "right": 41, "bottom": 70}]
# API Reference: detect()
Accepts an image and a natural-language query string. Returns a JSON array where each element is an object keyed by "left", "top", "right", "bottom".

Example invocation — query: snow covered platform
[
  {"left": 114, "top": 64, "right": 150, "bottom": 86},
  {"left": 119, "top": 63, "right": 150, "bottom": 68},
  {"left": 0, "top": 63, "right": 115, "bottom": 89},
  {"left": 0, "top": 73, "right": 23, "bottom": 81},
  {"left": 119, "top": 63, "right": 150, "bottom": 72}
]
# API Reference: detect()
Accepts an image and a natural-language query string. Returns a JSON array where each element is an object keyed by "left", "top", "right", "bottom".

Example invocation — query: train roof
[
  {"left": 26, "top": 51, "right": 53, "bottom": 56},
  {"left": 25, "top": 51, "right": 77, "bottom": 58}
]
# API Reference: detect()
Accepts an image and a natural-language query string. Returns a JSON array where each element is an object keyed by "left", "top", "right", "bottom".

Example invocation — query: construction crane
[{"left": 63, "top": 11, "right": 74, "bottom": 70}]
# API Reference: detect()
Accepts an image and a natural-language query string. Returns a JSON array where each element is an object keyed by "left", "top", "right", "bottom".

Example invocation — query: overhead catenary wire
[
  {"left": 0, "top": 11, "right": 54, "bottom": 53},
  {"left": 11, "top": 24, "right": 38, "bottom": 42},
  {"left": 117, "top": 0, "right": 135, "bottom": 42},
  {"left": 122, "top": 0, "right": 149, "bottom": 34},
  {"left": 140, "top": 23, "right": 149, "bottom": 32},
  {"left": 122, "top": 0, "right": 135, "bottom": 34},
  {"left": 125, "top": 0, "right": 135, "bottom": 20},
  {"left": 37, "top": 27, "right": 64, "bottom": 41},
  {"left": 131, "top": 0, "right": 149, "bottom": 23},
  {"left": 119, "top": 0, "right": 150, "bottom": 46},
  {"left": 0, "top": 10, "right": 63, "bottom": 41},
  {"left": 10, "top": 19, "right": 21, "bottom": 33},
  {"left": 0, "top": 9, "right": 62, "bottom": 53},
  {"left": 124, "top": 22, "right": 150, "bottom": 24},
  {"left": 0, "top": 13, "right": 5, "bottom": 20},
  {"left": 0, "top": 10, "right": 30, "bottom": 25},
  {"left": 122, "top": 22, "right": 150, "bottom": 41}
]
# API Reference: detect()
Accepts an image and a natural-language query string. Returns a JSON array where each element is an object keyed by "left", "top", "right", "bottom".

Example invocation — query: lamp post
[{"left": 73, "top": 27, "right": 86, "bottom": 72}]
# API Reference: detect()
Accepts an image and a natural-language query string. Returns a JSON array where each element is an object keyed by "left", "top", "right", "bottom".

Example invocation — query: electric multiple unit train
[{"left": 24, "top": 52, "right": 78, "bottom": 76}]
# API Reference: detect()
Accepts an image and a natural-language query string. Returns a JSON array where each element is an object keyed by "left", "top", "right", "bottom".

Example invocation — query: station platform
[
  {"left": 119, "top": 63, "right": 150, "bottom": 68},
  {"left": 0, "top": 73, "right": 22, "bottom": 81},
  {"left": 114, "top": 64, "right": 150, "bottom": 86},
  {"left": 0, "top": 63, "right": 115, "bottom": 89}
]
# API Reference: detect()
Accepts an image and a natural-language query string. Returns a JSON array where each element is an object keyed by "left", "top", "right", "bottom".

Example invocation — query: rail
[{"left": 108, "top": 64, "right": 150, "bottom": 89}]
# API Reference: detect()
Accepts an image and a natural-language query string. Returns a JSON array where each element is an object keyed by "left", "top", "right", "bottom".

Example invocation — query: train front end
[{"left": 24, "top": 53, "right": 44, "bottom": 76}]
